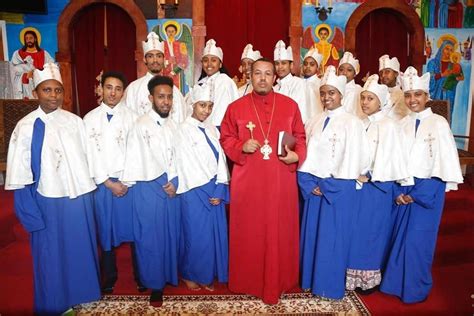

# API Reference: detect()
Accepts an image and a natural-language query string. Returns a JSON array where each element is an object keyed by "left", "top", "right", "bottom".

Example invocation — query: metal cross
[
  {"left": 260, "top": 139, "right": 272, "bottom": 160},
  {"left": 246, "top": 121, "right": 256, "bottom": 139}
]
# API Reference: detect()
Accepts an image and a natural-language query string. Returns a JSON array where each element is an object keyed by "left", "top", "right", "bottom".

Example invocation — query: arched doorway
[
  {"left": 57, "top": 0, "right": 147, "bottom": 112},
  {"left": 345, "top": 0, "right": 424, "bottom": 78},
  {"left": 71, "top": 4, "right": 136, "bottom": 116}
]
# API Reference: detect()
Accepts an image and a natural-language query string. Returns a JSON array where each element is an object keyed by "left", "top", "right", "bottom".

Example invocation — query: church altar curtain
[
  {"left": 205, "top": 0, "right": 289, "bottom": 79},
  {"left": 72, "top": 4, "right": 136, "bottom": 117},
  {"left": 355, "top": 9, "right": 408, "bottom": 85}
]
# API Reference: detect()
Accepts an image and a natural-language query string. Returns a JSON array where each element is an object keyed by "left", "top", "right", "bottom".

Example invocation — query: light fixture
[
  {"left": 315, "top": 0, "right": 333, "bottom": 22},
  {"left": 158, "top": 0, "right": 179, "bottom": 18}
]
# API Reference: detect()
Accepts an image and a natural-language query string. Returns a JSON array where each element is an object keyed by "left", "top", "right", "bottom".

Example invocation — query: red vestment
[
  {"left": 163, "top": 40, "right": 188, "bottom": 90},
  {"left": 18, "top": 50, "right": 46, "bottom": 84},
  {"left": 220, "top": 91, "right": 306, "bottom": 304}
]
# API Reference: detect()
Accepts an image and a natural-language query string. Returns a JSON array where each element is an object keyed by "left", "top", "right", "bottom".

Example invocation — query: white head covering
[
  {"left": 241, "top": 44, "right": 262, "bottom": 61},
  {"left": 304, "top": 47, "right": 323, "bottom": 66},
  {"left": 33, "top": 63, "right": 63, "bottom": 88},
  {"left": 378, "top": 54, "right": 400, "bottom": 73},
  {"left": 191, "top": 84, "right": 213, "bottom": 104},
  {"left": 362, "top": 74, "right": 389, "bottom": 107},
  {"left": 203, "top": 39, "right": 224, "bottom": 62},
  {"left": 339, "top": 52, "right": 360, "bottom": 75},
  {"left": 400, "top": 66, "right": 430, "bottom": 95},
  {"left": 273, "top": 40, "right": 293, "bottom": 61},
  {"left": 320, "top": 65, "right": 346, "bottom": 95},
  {"left": 142, "top": 32, "right": 164, "bottom": 56}
]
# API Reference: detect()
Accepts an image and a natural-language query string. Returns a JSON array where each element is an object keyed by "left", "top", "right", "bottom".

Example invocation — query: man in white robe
[
  {"left": 378, "top": 54, "right": 411, "bottom": 120},
  {"left": 302, "top": 47, "right": 324, "bottom": 119},
  {"left": 5, "top": 63, "right": 100, "bottom": 315},
  {"left": 83, "top": 71, "right": 143, "bottom": 294},
  {"left": 121, "top": 75, "right": 180, "bottom": 307},
  {"left": 238, "top": 44, "right": 262, "bottom": 97},
  {"left": 122, "top": 32, "right": 187, "bottom": 123},
  {"left": 338, "top": 52, "right": 364, "bottom": 119},
  {"left": 273, "top": 40, "right": 311, "bottom": 124}
]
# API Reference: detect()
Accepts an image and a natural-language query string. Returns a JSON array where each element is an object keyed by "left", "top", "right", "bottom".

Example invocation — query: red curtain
[
  {"left": 355, "top": 9, "right": 408, "bottom": 84},
  {"left": 205, "top": 0, "right": 290, "bottom": 78},
  {"left": 71, "top": 4, "right": 136, "bottom": 116}
]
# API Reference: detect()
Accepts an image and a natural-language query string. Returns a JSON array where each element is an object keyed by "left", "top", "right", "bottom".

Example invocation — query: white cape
[
  {"left": 299, "top": 106, "right": 371, "bottom": 179},
  {"left": 6, "top": 107, "right": 96, "bottom": 198},
  {"left": 120, "top": 111, "right": 177, "bottom": 183},
  {"left": 399, "top": 107, "right": 463, "bottom": 191},
  {"left": 174, "top": 116, "right": 229, "bottom": 194},
  {"left": 83, "top": 102, "right": 137, "bottom": 184}
]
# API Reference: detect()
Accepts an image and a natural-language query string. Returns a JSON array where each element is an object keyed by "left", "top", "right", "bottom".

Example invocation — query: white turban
[
  {"left": 203, "top": 39, "right": 224, "bottom": 62},
  {"left": 320, "top": 65, "right": 346, "bottom": 95},
  {"left": 339, "top": 51, "right": 360, "bottom": 75},
  {"left": 241, "top": 44, "right": 262, "bottom": 61},
  {"left": 33, "top": 63, "right": 63, "bottom": 88},
  {"left": 304, "top": 47, "right": 323, "bottom": 66},
  {"left": 273, "top": 40, "right": 293, "bottom": 61},
  {"left": 362, "top": 74, "right": 389, "bottom": 107},
  {"left": 142, "top": 32, "right": 164, "bottom": 56}
]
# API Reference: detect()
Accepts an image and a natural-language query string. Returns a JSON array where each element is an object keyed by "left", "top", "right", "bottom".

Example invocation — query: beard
[
  {"left": 154, "top": 106, "right": 170, "bottom": 118},
  {"left": 26, "top": 42, "right": 35, "bottom": 48}
]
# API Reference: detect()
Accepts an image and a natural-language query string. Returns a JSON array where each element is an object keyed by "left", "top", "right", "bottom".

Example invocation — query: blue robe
[
  {"left": 380, "top": 178, "right": 446, "bottom": 303},
  {"left": 94, "top": 180, "right": 134, "bottom": 251},
  {"left": 348, "top": 181, "right": 396, "bottom": 271},
  {"left": 299, "top": 172, "right": 357, "bottom": 299},
  {"left": 179, "top": 179, "right": 229, "bottom": 284},
  {"left": 14, "top": 118, "right": 100, "bottom": 315},
  {"left": 132, "top": 173, "right": 180, "bottom": 290}
]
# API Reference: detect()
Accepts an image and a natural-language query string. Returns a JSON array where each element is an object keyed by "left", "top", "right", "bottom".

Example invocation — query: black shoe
[
  {"left": 101, "top": 286, "right": 114, "bottom": 294},
  {"left": 150, "top": 290, "right": 163, "bottom": 307},
  {"left": 355, "top": 285, "right": 379, "bottom": 296}
]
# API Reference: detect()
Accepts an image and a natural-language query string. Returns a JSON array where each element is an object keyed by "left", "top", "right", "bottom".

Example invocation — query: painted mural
[
  {"left": 148, "top": 19, "right": 194, "bottom": 94},
  {"left": 301, "top": 1, "right": 358, "bottom": 73},
  {"left": 302, "top": 0, "right": 474, "bottom": 144},
  {"left": 424, "top": 29, "right": 473, "bottom": 146}
]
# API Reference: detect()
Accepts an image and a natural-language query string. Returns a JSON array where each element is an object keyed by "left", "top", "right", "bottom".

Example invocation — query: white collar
[
  {"left": 37, "top": 106, "right": 60, "bottom": 122},
  {"left": 305, "top": 74, "right": 319, "bottom": 82},
  {"left": 411, "top": 107, "right": 433, "bottom": 120},
  {"left": 368, "top": 110, "right": 385, "bottom": 122},
  {"left": 148, "top": 109, "right": 168, "bottom": 126},
  {"left": 277, "top": 73, "right": 294, "bottom": 85},
  {"left": 99, "top": 101, "right": 122, "bottom": 115},
  {"left": 326, "top": 105, "right": 345, "bottom": 118},
  {"left": 187, "top": 116, "right": 210, "bottom": 129}
]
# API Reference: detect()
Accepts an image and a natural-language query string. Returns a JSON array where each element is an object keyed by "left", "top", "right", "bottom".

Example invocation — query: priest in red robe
[{"left": 220, "top": 58, "right": 306, "bottom": 304}]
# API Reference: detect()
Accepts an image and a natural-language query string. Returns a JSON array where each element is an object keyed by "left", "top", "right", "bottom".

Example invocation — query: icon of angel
[
  {"left": 152, "top": 20, "right": 193, "bottom": 94},
  {"left": 302, "top": 23, "right": 344, "bottom": 74}
]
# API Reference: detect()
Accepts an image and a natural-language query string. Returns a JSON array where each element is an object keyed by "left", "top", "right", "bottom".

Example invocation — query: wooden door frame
[
  {"left": 345, "top": 0, "right": 425, "bottom": 73},
  {"left": 56, "top": 0, "right": 148, "bottom": 112}
]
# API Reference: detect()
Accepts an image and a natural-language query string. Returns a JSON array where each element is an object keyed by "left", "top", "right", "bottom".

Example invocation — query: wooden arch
[
  {"left": 345, "top": 0, "right": 425, "bottom": 73},
  {"left": 56, "top": 0, "right": 148, "bottom": 111}
]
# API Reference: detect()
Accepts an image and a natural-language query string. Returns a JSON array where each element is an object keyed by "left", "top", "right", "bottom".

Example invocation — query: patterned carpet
[{"left": 74, "top": 291, "right": 370, "bottom": 315}]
